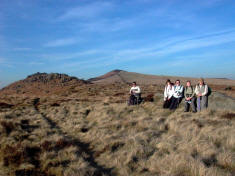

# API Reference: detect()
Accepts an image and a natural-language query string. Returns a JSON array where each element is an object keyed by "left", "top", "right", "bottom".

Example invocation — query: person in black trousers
[
  {"left": 163, "top": 80, "right": 174, "bottom": 109},
  {"left": 169, "top": 80, "right": 184, "bottom": 110}
]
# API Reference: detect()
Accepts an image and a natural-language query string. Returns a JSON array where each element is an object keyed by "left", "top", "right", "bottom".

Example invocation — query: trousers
[
  {"left": 197, "top": 96, "right": 208, "bottom": 111},
  {"left": 184, "top": 97, "right": 196, "bottom": 112}
]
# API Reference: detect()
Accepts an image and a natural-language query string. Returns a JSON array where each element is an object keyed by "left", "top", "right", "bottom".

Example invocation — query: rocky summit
[
  {"left": 0, "top": 72, "right": 88, "bottom": 96},
  {"left": 24, "top": 72, "right": 80, "bottom": 83}
]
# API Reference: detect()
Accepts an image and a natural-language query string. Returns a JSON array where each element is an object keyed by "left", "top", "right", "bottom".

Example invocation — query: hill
[
  {"left": 89, "top": 70, "right": 235, "bottom": 98},
  {"left": 0, "top": 72, "right": 88, "bottom": 96},
  {"left": 88, "top": 69, "right": 123, "bottom": 82},
  {"left": 89, "top": 70, "right": 235, "bottom": 86}
]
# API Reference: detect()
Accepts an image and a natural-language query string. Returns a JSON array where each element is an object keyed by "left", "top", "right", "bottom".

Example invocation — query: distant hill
[
  {"left": 88, "top": 69, "right": 123, "bottom": 82},
  {"left": 89, "top": 70, "right": 235, "bottom": 86},
  {"left": 1, "top": 71, "right": 234, "bottom": 97},
  {"left": 88, "top": 70, "right": 126, "bottom": 83},
  {"left": 0, "top": 72, "right": 88, "bottom": 96}
]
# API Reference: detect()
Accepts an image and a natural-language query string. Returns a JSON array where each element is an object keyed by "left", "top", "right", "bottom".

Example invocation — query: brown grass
[{"left": 0, "top": 83, "right": 234, "bottom": 176}]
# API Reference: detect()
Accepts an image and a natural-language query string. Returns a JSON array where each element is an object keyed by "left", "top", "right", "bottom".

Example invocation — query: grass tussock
[
  {"left": 221, "top": 113, "right": 235, "bottom": 120},
  {"left": 0, "top": 84, "right": 234, "bottom": 176}
]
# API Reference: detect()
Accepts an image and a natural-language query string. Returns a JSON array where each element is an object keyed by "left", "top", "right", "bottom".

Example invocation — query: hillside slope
[
  {"left": 88, "top": 69, "right": 123, "bottom": 82},
  {"left": 0, "top": 72, "right": 88, "bottom": 96},
  {"left": 90, "top": 70, "right": 235, "bottom": 86}
]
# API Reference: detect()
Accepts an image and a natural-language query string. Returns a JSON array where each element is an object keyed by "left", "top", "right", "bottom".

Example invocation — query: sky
[{"left": 0, "top": 0, "right": 235, "bottom": 88}]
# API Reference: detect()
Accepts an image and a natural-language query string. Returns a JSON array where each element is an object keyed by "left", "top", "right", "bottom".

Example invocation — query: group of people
[
  {"left": 128, "top": 78, "right": 210, "bottom": 112},
  {"left": 163, "top": 78, "right": 209, "bottom": 112}
]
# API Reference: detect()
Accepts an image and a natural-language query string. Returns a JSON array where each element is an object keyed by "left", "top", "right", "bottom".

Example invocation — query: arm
[
  {"left": 191, "top": 87, "right": 196, "bottom": 98},
  {"left": 195, "top": 85, "right": 199, "bottom": 95},
  {"left": 188, "top": 87, "right": 195, "bottom": 99},
  {"left": 184, "top": 87, "right": 187, "bottom": 98},
  {"left": 179, "top": 85, "right": 184, "bottom": 93},
  {"left": 135, "top": 86, "right": 141, "bottom": 94},
  {"left": 169, "top": 86, "right": 174, "bottom": 99},
  {"left": 202, "top": 85, "right": 208, "bottom": 96},
  {"left": 164, "top": 86, "right": 167, "bottom": 101}
]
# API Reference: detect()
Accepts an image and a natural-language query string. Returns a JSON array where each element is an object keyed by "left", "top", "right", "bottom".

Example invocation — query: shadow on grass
[{"left": 34, "top": 98, "right": 115, "bottom": 176}]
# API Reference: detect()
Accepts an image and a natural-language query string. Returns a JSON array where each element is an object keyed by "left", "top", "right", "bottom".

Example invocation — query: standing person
[
  {"left": 195, "top": 78, "right": 208, "bottom": 111},
  {"left": 163, "top": 80, "right": 174, "bottom": 109},
  {"left": 128, "top": 82, "right": 141, "bottom": 105},
  {"left": 169, "top": 80, "right": 184, "bottom": 110},
  {"left": 184, "top": 80, "right": 196, "bottom": 112}
]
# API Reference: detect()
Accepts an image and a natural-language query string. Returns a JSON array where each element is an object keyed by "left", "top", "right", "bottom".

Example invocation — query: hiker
[
  {"left": 163, "top": 79, "right": 174, "bottom": 109},
  {"left": 128, "top": 82, "right": 141, "bottom": 105},
  {"left": 195, "top": 78, "right": 208, "bottom": 111},
  {"left": 169, "top": 80, "right": 184, "bottom": 110},
  {"left": 184, "top": 80, "right": 196, "bottom": 112}
]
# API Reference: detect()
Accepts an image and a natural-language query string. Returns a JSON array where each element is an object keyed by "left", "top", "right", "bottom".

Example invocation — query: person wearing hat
[{"left": 195, "top": 78, "right": 208, "bottom": 111}]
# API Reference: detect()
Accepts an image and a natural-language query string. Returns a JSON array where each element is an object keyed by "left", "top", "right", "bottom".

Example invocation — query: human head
[
  {"left": 175, "top": 80, "right": 180, "bottom": 86},
  {"left": 132, "top": 82, "right": 136, "bottom": 87},
  {"left": 199, "top": 78, "right": 204, "bottom": 85},
  {"left": 186, "top": 80, "right": 191, "bottom": 87},
  {"left": 166, "top": 79, "right": 171, "bottom": 86}
]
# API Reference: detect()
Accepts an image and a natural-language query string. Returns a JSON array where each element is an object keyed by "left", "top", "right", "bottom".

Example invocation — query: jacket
[
  {"left": 195, "top": 84, "right": 208, "bottom": 96},
  {"left": 164, "top": 85, "right": 175, "bottom": 101},
  {"left": 184, "top": 86, "right": 195, "bottom": 99},
  {"left": 130, "top": 86, "right": 141, "bottom": 94},
  {"left": 173, "top": 85, "right": 184, "bottom": 98}
]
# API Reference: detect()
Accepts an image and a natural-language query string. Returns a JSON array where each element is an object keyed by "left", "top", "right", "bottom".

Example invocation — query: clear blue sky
[{"left": 0, "top": 0, "right": 235, "bottom": 87}]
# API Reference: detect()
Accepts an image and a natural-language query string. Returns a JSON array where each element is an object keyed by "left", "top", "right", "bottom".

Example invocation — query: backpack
[{"left": 207, "top": 86, "right": 212, "bottom": 96}]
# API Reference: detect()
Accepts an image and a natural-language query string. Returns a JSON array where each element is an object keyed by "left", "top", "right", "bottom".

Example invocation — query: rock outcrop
[{"left": 0, "top": 72, "right": 89, "bottom": 96}]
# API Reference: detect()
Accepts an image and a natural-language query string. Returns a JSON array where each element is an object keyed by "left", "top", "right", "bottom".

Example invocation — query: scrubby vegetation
[{"left": 0, "top": 83, "right": 234, "bottom": 176}]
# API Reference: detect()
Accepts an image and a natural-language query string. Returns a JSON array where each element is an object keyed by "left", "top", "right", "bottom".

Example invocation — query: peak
[
  {"left": 109, "top": 69, "right": 123, "bottom": 73},
  {"left": 88, "top": 70, "right": 124, "bottom": 82},
  {"left": 27, "top": 72, "right": 73, "bottom": 78},
  {"left": 25, "top": 72, "right": 79, "bottom": 83}
]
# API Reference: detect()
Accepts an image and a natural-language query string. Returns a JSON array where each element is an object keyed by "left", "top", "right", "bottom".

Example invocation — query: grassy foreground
[{"left": 0, "top": 87, "right": 234, "bottom": 176}]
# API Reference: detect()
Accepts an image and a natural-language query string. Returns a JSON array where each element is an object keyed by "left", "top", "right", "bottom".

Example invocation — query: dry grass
[{"left": 0, "top": 83, "right": 234, "bottom": 176}]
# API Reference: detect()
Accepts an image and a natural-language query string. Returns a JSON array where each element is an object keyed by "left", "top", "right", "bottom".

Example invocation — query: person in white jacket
[
  {"left": 128, "top": 82, "right": 141, "bottom": 105},
  {"left": 169, "top": 80, "right": 184, "bottom": 110},
  {"left": 130, "top": 82, "right": 141, "bottom": 95},
  {"left": 163, "top": 79, "right": 175, "bottom": 108},
  {"left": 195, "top": 78, "right": 208, "bottom": 111}
]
